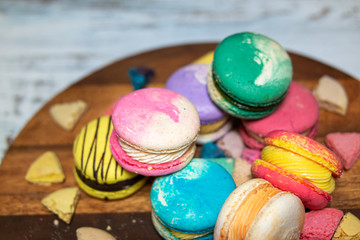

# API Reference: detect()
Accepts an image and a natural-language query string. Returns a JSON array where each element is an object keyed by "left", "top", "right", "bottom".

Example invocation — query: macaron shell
[
  {"left": 242, "top": 82, "right": 319, "bottom": 138},
  {"left": 214, "top": 178, "right": 270, "bottom": 240},
  {"left": 252, "top": 159, "right": 331, "bottom": 209},
  {"left": 73, "top": 116, "right": 138, "bottom": 184},
  {"left": 151, "top": 159, "right": 236, "bottom": 234},
  {"left": 151, "top": 211, "right": 213, "bottom": 240},
  {"left": 246, "top": 191, "right": 304, "bottom": 240},
  {"left": 207, "top": 70, "right": 277, "bottom": 119},
  {"left": 110, "top": 131, "right": 195, "bottom": 176},
  {"left": 213, "top": 32, "right": 292, "bottom": 106},
  {"left": 239, "top": 123, "right": 319, "bottom": 150},
  {"left": 74, "top": 168, "right": 147, "bottom": 200},
  {"left": 265, "top": 130, "right": 343, "bottom": 177},
  {"left": 239, "top": 125, "right": 265, "bottom": 149},
  {"left": 166, "top": 64, "right": 227, "bottom": 124},
  {"left": 112, "top": 88, "right": 200, "bottom": 151}
]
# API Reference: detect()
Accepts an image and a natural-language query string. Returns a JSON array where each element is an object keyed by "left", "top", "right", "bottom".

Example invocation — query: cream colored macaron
[{"left": 214, "top": 178, "right": 305, "bottom": 240}]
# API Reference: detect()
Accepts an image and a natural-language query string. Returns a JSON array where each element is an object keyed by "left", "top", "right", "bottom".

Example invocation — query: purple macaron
[{"left": 166, "top": 64, "right": 232, "bottom": 144}]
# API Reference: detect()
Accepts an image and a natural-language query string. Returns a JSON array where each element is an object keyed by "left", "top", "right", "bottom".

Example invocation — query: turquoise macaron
[
  {"left": 150, "top": 158, "right": 236, "bottom": 239},
  {"left": 208, "top": 32, "right": 293, "bottom": 119}
]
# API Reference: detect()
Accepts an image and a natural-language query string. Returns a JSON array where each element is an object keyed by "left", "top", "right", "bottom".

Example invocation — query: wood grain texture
[{"left": 0, "top": 43, "right": 360, "bottom": 239}]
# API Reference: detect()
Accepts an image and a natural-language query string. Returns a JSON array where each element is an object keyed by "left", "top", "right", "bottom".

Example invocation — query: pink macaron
[
  {"left": 110, "top": 88, "right": 200, "bottom": 176},
  {"left": 239, "top": 82, "right": 319, "bottom": 149}
]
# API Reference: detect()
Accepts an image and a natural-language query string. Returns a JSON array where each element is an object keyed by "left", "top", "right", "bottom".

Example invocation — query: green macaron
[{"left": 208, "top": 32, "right": 292, "bottom": 119}]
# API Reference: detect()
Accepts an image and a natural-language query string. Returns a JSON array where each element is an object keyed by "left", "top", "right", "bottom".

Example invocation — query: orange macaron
[{"left": 214, "top": 178, "right": 305, "bottom": 240}]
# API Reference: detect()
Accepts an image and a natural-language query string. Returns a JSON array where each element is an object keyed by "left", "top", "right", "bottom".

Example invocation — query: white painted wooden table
[{"left": 0, "top": 0, "right": 359, "bottom": 162}]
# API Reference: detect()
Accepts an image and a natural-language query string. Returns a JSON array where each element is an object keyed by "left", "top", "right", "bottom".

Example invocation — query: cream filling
[{"left": 119, "top": 139, "right": 191, "bottom": 164}]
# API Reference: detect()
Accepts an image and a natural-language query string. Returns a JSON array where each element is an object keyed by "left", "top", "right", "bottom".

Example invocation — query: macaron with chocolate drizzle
[
  {"left": 73, "top": 116, "right": 147, "bottom": 200},
  {"left": 208, "top": 32, "right": 293, "bottom": 119}
]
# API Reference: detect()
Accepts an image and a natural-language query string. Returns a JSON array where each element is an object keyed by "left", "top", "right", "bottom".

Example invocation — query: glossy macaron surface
[
  {"left": 166, "top": 64, "right": 227, "bottom": 125},
  {"left": 150, "top": 159, "right": 236, "bottom": 234},
  {"left": 112, "top": 88, "right": 200, "bottom": 151},
  {"left": 213, "top": 32, "right": 292, "bottom": 106}
]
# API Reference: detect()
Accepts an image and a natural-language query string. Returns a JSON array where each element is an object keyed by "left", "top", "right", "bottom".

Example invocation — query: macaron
[
  {"left": 214, "top": 178, "right": 305, "bottom": 240},
  {"left": 208, "top": 32, "right": 293, "bottom": 119},
  {"left": 239, "top": 82, "right": 319, "bottom": 149},
  {"left": 252, "top": 130, "right": 343, "bottom": 209},
  {"left": 110, "top": 88, "right": 200, "bottom": 176},
  {"left": 73, "top": 116, "right": 147, "bottom": 200},
  {"left": 150, "top": 159, "right": 236, "bottom": 240},
  {"left": 166, "top": 64, "right": 232, "bottom": 144}
]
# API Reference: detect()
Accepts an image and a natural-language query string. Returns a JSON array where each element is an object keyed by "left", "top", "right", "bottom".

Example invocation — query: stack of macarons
[
  {"left": 252, "top": 130, "right": 343, "bottom": 209},
  {"left": 214, "top": 178, "right": 305, "bottom": 240},
  {"left": 166, "top": 64, "right": 232, "bottom": 144},
  {"left": 239, "top": 82, "right": 319, "bottom": 149},
  {"left": 208, "top": 32, "right": 293, "bottom": 119},
  {"left": 73, "top": 116, "right": 147, "bottom": 200},
  {"left": 150, "top": 159, "right": 236, "bottom": 239},
  {"left": 110, "top": 88, "right": 200, "bottom": 176}
]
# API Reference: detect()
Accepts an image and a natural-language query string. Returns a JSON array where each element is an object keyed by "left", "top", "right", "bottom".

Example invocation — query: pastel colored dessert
[
  {"left": 73, "top": 116, "right": 147, "bottom": 200},
  {"left": 333, "top": 212, "right": 360, "bottom": 239},
  {"left": 49, "top": 100, "right": 88, "bottom": 131},
  {"left": 208, "top": 32, "right": 293, "bottom": 119},
  {"left": 151, "top": 159, "right": 236, "bottom": 239},
  {"left": 76, "top": 227, "right": 116, "bottom": 240},
  {"left": 239, "top": 82, "right": 319, "bottom": 149},
  {"left": 252, "top": 130, "right": 343, "bottom": 209},
  {"left": 41, "top": 187, "right": 80, "bottom": 224},
  {"left": 25, "top": 151, "right": 65, "bottom": 186},
  {"left": 166, "top": 64, "right": 232, "bottom": 144},
  {"left": 300, "top": 208, "right": 343, "bottom": 240},
  {"left": 216, "top": 130, "right": 245, "bottom": 158},
  {"left": 110, "top": 88, "right": 200, "bottom": 176},
  {"left": 214, "top": 178, "right": 305, "bottom": 240},
  {"left": 207, "top": 157, "right": 252, "bottom": 186},
  {"left": 313, "top": 75, "right": 348, "bottom": 115},
  {"left": 325, "top": 132, "right": 360, "bottom": 170}
]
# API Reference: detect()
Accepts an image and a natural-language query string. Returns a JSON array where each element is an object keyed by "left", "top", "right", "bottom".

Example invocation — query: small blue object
[
  {"left": 150, "top": 159, "right": 236, "bottom": 239},
  {"left": 200, "top": 142, "right": 226, "bottom": 158},
  {"left": 128, "top": 66, "right": 155, "bottom": 90}
]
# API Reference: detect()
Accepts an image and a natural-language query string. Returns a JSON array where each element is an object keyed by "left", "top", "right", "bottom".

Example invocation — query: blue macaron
[{"left": 150, "top": 158, "right": 236, "bottom": 239}]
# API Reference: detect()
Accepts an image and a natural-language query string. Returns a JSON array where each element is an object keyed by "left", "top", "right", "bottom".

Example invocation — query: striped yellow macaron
[{"left": 73, "top": 116, "right": 147, "bottom": 200}]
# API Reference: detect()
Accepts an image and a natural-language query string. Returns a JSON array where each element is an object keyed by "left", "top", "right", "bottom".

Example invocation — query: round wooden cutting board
[{"left": 1, "top": 43, "right": 360, "bottom": 239}]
